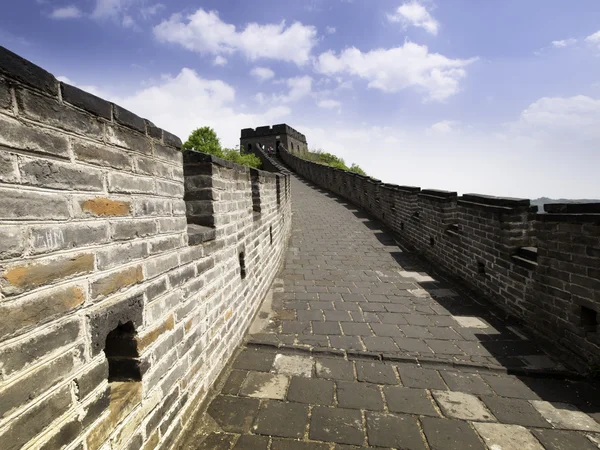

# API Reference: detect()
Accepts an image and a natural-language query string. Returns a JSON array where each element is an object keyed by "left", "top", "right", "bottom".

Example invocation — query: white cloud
[
  {"left": 326, "top": 26, "right": 336, "bottom": 34},
  {"left": 275, "top": 76, "right": 313, "bottom": 103},
  {"left": 49, "top": 5, "right": 83, "bottom": 19},
  {"left": 154, "top": 9, "right": 318, "bottom": 65},
  {"left": 140, "top": 3, "right": 164, "bottom": 20},
  {"left": 213, "top": 55, "right": 228, "bottom": 66},
  {"left": 250, "top": 67, "right": 275, "bottom": 82},
  {"left": 552, "top": 38, "right": 577, "bottom": 48},
  {"left": 92, "top": 0, "right": 127, "bottom": 19},
  {"left": 315, "top": 42, "right": 476, "bottom": 101},
  {"left": 317, "top": 99, "right": 342, "bottom": 111},
  {"left": 387, "top": 1, "right": 439, "bottom": 36},
  {"left": 585, "top": 30, "right": 600, "bottom": 48},
  {"left": 430, "top": 120, "right": 457, "bottom": 133}
]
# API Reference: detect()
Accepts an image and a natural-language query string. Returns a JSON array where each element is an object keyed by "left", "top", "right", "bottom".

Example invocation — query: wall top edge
[
  {"left": 461, "top": 193, "right": 531, "bottom": 208},
  {"left": 0, "top": 45, "right": 182, "bottom": 150},
  {"left": 544, "top": 203, "right": 600, "bottom": 214},
  {"left": 183, "top": 150, "right": 283, "bottom": 178}
]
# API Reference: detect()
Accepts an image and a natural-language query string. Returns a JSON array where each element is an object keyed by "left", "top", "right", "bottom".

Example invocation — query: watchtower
[{"left": 240, "top": 124, "right": 308, "bottom": 156}]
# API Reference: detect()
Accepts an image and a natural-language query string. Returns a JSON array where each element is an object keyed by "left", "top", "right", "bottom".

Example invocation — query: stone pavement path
[{"left": 181, "top": 175, "right": 600, "bottom": 449}]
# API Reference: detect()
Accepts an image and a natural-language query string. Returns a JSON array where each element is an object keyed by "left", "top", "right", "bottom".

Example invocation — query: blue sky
[{"left": 2, "top": 0, "right": 600, "bottom": 199}]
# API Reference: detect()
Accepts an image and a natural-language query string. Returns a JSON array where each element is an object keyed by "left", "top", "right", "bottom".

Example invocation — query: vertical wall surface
[
  {"left": 0, "top": 46, "right": 291, "bottom": 450},
  {"left": 279, "top": 147, "right": 600, "bottom": 370}
]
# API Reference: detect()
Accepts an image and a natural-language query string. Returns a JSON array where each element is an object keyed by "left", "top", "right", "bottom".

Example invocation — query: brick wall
[
  {"left": 280, "top": 147, "right": 600, "bottom": 371},
  {"left": 0, "top": 46, "right": 291, "bottom": 450}
]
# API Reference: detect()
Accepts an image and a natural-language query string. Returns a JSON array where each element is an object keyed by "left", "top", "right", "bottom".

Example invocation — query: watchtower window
[
  {"left": 581, "top": 306, "right": 598, "bottom": 333},
  {"left": 104, "top": 321, "right": 141, "bottom": 382}
]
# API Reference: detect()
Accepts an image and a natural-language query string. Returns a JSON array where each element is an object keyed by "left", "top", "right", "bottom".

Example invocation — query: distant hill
[{"left": 532, "top": 197, "right": 599, "bottom": 213}]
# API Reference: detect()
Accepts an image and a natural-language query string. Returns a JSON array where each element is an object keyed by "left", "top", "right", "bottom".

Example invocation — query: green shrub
[
  {"left": 301, "top": 148, "right": 368, "bottom": 176},
  {"left": 182, "top": 126, "right": 262, "bottom": 169}
]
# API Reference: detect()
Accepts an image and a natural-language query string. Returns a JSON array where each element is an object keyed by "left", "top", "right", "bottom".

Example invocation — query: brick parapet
[
  {"left": 0, "top": 46, "right": 292, "bottom": 450},
  {"left": 279, "top": 146, "right": 600, "bottom": 370}
]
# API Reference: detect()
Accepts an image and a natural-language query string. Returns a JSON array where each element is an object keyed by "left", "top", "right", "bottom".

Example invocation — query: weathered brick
[
  {"left": 17, "top": 89, "right": 103, "bottom": 138},
  {"left": 19, "top": 157, "right": 103, "bottom": 191},
  {"left": 0, "top": 46, "right": 58, "bottom": 96},
  {"left": 163, "top": 130, "right": 182, "bottom": 149},
  {"left": 0, "top": 187, "right": 70, "bottom": 220},
  {"left": 76, "top": 358, "right": 109, "bottom": 399},
  {"left": 30, "top": 223, "right": 109, "bottom": 254},
  {"left": 0, "top": 320, "right": 81, "bottom": 379},
  {"left": 107, "top": 125, "right": 152, "bottom": 154},
  {"left": 111, "top": 219, "right": 157, "bottom": 240},
  {"left": 82, "top": 386, "right": 110, "bottom": 429},
  {"left": 0, "top": 115, "right": 69, "bottom": 158},
  {"left": 149, "top": 235, "right": 182, "bottom": 255},
  {"left": 38, "top": 415, "right": 83, "bottom": 450},
  {"left": 0, "top": 285, "right": 84, "bottom": 339},
  {"left": 80, "top": 197, "right": 131, "bottom": 217},
  {"left": 1, "top": 253, "right": 94, "bottom": 296},
  {"left": 154, "top": 142, "right": 182, "bottom": 163},
  {"left": 90, "top": 265, "right": 143, "bottom": 299},
  {"left": 73, "top": 139, "right": 132, "bottom": 170},
  {"left": 0, "top": 76, "right": 11, "bottom": 109},
  {"left": 135, "top": 156, "right": 172, "bottom": 178},
  {"left": 144, "top": 253, "right": 179, "bottom": 280},
  {"left": 158, "top": 217, "right": 187, "bottom": 233},
  {"left": 157, "top": 179, "right": 185, "bottom": 197},
  {"left": 113, "top": 104, "right": 146, "bottom": 133},
  {"left": 0, "top": 347, "right": 82, "bottom": 418},
  {"left": 134, "top": 198, "right": 172, "bottom": 217},
  {"left": 108, "top": 172, "right": 155, "bottom": 194},
  {"left": 0, "top": 152, "right": 18, "bottom": 182},
  {"left": 0, "top": 384, "right": 72, "bottom": 450},
  {"left": 137, "top": 314, "right": 175, "bottom": 352},
  {"left": 0, "top": 226, "right": 24, "bottom": 259},
  {"left": 61, "top": 82, "right": 111, "bottom": 119},
  {"left": 96, "top": 241, "right": 148, "bottom": 270}
]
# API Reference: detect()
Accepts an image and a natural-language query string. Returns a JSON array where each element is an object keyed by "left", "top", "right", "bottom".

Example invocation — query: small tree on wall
[{"left": 182, "top": 126, "right": 224, "bottom": 158}]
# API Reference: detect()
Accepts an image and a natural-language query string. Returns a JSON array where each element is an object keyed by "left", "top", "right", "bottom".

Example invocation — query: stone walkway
[{"left": 181, "top": 175, "right": 600, "bottom": 449}]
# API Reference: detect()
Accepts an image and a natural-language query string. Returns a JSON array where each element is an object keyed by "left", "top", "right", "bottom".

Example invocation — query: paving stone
[
  {"left": 420, "top": 417, "right": 486, "bottom": 450},
  {"left": 428, "top": 326, "right": 462, "bottom": 340},
  {"left": 383, "top": 387, "right": 439, "bottom": 417},
  {"left": 222, "top": 370, "right": 248, "bottom": 395},
  {"left": 530, "top": 401, "right": 600, "bottom": 432},
  {"left": 315, "top": 358, "right": 355, "bottom": 381},
  {"left": 481, "top": 396, "right": 551, "bottom": 428},
  {"left": 233, "top": 434, "right": 269, "bottom": 450},
  {"left": 402, "top": 326, "right": 434, "bottom": 339},
  {"left": 337, "top": 381, "right": 384, "bottom": 410},
  {"left": 319, "top": 293, "right": 342, "bottom": 301},
  {"left": 329, "top": 335, "right": 364, "bottom": 351},
  {"left": 532, "top": 429, "right": 599, "bottom": 450},
  {"left": 370, "top": 323, "right": 403, "bottom": 337},
  {"left": 393, "top": 337, "right": 433, "bottom": 353},
  {"left": 482, "top": 375, "right": 540, "bottom": 400},
  {"left": 207, "top": 396, "right": 260, "bottom": 432},
  {"left": 453, "top": 316, "right": 489, "bottom": 328},
  {"left": 396, "top": 365, "right": 447, "bottom": 390},
  {"left": 310, "top": 406, "right": 365, "bottom": 446},
  {"left": 287, "top": 377, "right": 334, "bottom": 405},
  {"left": 197, "top": 433, "right": 236, "bottom": 450},
  {"left": 473, "top": 423, "right": 544, "bottom": 450},
  {"left": 426, "top": 339, "right": 464, "bottom": 355},
  {"left": 361, "top": 303, "right": 386, "bottom": 312},
  {"left": 340, "top": 322, "right": 372, "bottom": 336},
  {"left": 282, "top": 321, "right": 311, "bottom": 334},
  {"left": 239, "top": 372, "right": 289, "bottom": 400},
  {"left": 378, "top": 313, "right": 408, "bottom": 325},
  {"left": 299, "top": 310, "right": 325, "bottom": 321},
  {"left": 334, "top": 302, "right": 360, "bottom": 311},
  {"left": 233, "top": 349, "right": 275, "bottom": 372},
  {"left": 404, "top": 314, "right": 432, "bottom": 326},
  {"left": 325, "top": 310, "right": 353, "bottom": 322},
  {"left": 366, "top": 412, "right": 426, "bottom": 449},
  {"left": 297, "top": 334, "right": 329, "bottom": 347},
  {"left": 310, "top": 301, "right": 335, "bottom": 310},
  {"left": 456, "top": 341, "right": 493, "bottom": 357},
  {"left": 272, "top": 439, "right": 329, "bottom": 450},
  {"left": 313, "top": 321, "right": 341, "bottom": 335},
  {"left": 342, "top": 293, "right": 365, "bottom": 302},
  {"left": 432, "top": 390, "right": 496, "bottom": 422},
  {"left": 273, "top": 354, "right": 313, "bottom": 377},
  {"left": 439, "top": 371, "right": 494, "bottom": 396},
  {"left": 362, "top": 336, "right": 398, "bottom": 352},
  {"left": 355, "top": 361, "right": 397, "bottom": 384},
  {"left": 253, "top": 400, "right": 308, "bottom": 439}
]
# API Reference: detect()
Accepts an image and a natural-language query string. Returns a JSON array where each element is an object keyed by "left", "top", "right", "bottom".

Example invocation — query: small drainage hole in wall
[
  {"left": 477, "top": 261, "right": 486, "bottom": 275},
  {"left": 400, "top": 222, "right": 405, "bottom": 231},
  {"left": 269, "top": 226, "right": 273, "bottom": 245},
  {"left": 430, "top": 236, "right": 435, "bottom": 247},
  {"left": 239, "top": 252, "right": 247, "bottom": 279},
  {"left": 104, "top": 321, "right": 141, "bottom": 382},
  {"left": 581, "top": 306, "right": 598, "bottom": 333}
]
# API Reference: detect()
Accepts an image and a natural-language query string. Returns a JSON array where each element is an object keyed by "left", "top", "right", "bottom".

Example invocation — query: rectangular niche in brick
[{"left": 580, "top": 306, "right": 598, "bottom": 333}]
